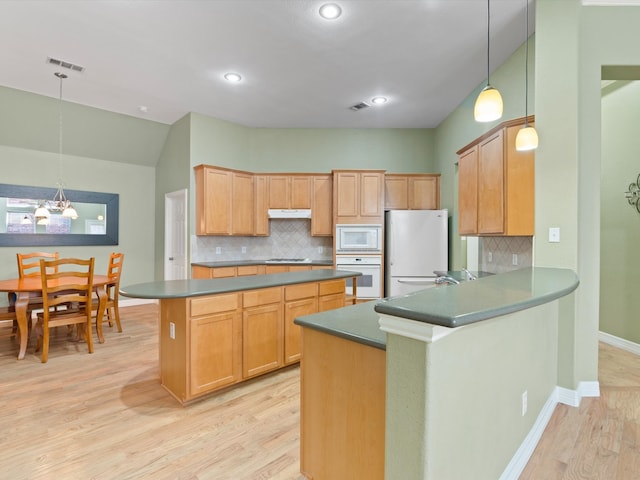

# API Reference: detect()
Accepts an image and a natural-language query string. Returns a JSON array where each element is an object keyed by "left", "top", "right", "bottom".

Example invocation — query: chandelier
[{"left": 35, "top": 72, "right": 78, "bottom": 224}]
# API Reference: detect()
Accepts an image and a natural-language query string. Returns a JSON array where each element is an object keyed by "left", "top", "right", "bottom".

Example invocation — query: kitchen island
[
  {"left": 294, "top": 267, "right": 579, "bottom": 480},
  {"left": 120, "top": 269, "right": 359, "bottom": 404}
]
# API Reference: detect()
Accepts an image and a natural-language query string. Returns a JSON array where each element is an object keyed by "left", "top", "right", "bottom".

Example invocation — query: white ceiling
[{"left": 0, "top": 0, "right": 535, "bottom": 129}]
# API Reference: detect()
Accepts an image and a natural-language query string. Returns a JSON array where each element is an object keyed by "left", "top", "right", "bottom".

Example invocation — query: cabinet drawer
[
  {"left": 285, "top": 282, "right": 318, "bottom": 301},
  {"left": 319, "top": 279, "right": 345, "bottom": 296},
  {"left": 211, "top": 267, "right": 237, "bottom": 278},
  {"left": 243, "top": 287, "right": 282, "bottom": 308},
  {"left": 237, "top": 265, "right": 259, "bottom": 276},
  {"left": 190, "top": 293, "right": 240, "bottom": 316}
]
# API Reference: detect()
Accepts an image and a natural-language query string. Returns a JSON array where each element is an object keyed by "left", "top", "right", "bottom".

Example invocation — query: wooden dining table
[{"left": 0, "top": 275, "right": 110, "bottom": 360}]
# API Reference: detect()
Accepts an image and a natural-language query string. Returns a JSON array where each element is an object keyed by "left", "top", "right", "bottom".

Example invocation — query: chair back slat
[
  {"left": 17, "top": 252, "right": 59, "bottom": 278},
  {"left": 39, "top": 258, "right": 95, "bottom": 310}
]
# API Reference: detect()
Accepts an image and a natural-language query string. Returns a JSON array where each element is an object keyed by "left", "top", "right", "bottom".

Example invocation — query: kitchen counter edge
[
  {"left": 191, "top": 259, "right": 333, "bottom": 268},
  {"left": 120, "top": 269, "right": 360, "bottom": 299}
]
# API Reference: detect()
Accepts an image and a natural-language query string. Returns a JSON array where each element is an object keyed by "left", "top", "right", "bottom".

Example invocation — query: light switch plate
[{"left": 548, "top": 227, "right": 560, "bottom": 243}]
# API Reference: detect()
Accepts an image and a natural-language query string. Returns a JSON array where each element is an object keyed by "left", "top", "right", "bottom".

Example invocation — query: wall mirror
[{"left": 0, "top": 184, "right": 119, "bottom": 246}]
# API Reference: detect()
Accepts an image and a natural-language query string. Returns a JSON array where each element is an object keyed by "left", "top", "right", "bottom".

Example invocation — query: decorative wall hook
[{"left": 625, "top": 173, "right": 640, "bottom": 213}]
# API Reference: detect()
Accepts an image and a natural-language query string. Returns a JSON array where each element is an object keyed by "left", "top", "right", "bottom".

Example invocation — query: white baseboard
[
  {"left": 599, "top": 331, "right": 640, "bottom": 355},
  {"left": 499, "top": 379, "right": 601, "bottom": 480}
]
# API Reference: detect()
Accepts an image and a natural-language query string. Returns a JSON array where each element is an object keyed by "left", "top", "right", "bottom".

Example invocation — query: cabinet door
[
  {"left": 384, "top": 176, "right": 409, "bottom": 210},
  {"left": 254, "top": 175, "right": 269, "bottom": 236},
  {"left": 243, "top": 303, "right": 283, "bottom": 378},
  {"left": 458, "top": 147, "right": 479, "bottom": 235},
  {"left": 268, "top": 176, "right": 290, "bottom": 209},
  {"left": 408, "top": 176, "right": 439, "bottom": 210},
  {"left": 198, "top": 167, "right": 232, "bottom": 235},
  {"left": 505, "top": 124, "right": 535, "bottom": 235},
  {"left": 291, "top": 176, "right": 312, "bottom": 209},
  {"left": 334, "top": 171, "right": 359, "bottom": 218},
  {"left": 211, "top": 266, "right": 236, "bottom": 278},
  {"left": 189, "top": 311, "right": 241, "bottom": 396},
  {"left": 191, "top": 265, "right": 213, "bottom": 279},
  {"left": 477, "top": 130, "right": 505, "bottom": 234},
  {"left": 265, "top": 265, "right": 289, "bottom": 274},
  {"left": 360, "top": 172, "right": 384, "bottom": 218},
  {"left": 284, "top": 297, "right": 318, "bottom": 364},
  {"left": 318, "top": 293, "right": 346, "bottom": 312},
  {"left": 231, "top": 172, "right": 255, "bottom": 235},
  {"left": 311, "top": 175, "right": 333, "bottom": 236}
]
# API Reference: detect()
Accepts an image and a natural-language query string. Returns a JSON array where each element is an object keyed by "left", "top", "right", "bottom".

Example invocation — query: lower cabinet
[
  {"left": 159, "top": 278, "right": 346, "bottom": 404},
  {"left": 243, "top": 288, "right": 283, "bottom": 378}
]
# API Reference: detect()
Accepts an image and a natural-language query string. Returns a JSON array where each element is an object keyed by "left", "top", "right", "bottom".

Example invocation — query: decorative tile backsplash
[
  {"left": 478, "top": 236, "right": 533, "bottom": 274},
  {"left": 191, "top": 219, "right": 333, "bottom": 262}
]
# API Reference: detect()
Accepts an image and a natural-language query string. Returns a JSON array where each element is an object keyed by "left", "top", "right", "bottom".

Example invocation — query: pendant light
[
  {"left": 515, "top": 0, "right": 539, "bottom": 151},
  {"left": 474, "top": 0, "right": 503, "bottom": 122},
  {"left": 36, "top": 72, "right": 78, "bottom": 221}
]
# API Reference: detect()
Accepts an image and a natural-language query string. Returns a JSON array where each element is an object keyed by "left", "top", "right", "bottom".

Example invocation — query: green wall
[{"left": 600, "top": 81, "right": 640, "bottom": 343}]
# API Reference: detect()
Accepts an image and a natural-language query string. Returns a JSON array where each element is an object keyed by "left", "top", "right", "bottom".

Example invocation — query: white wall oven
[
  {"left": 335, "top": 224, "right": 382, "bottom": 254},
  {"left": 335, "top": 255, "right": 382, "bottom": 299}
]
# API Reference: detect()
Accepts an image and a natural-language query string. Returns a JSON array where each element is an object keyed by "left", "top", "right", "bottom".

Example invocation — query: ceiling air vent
[
  {"left": 46, "top": 57, "right": 85, "bottom": 73},
  {"left": 349, "top": 102, "right": 370, "bottom": 111}
]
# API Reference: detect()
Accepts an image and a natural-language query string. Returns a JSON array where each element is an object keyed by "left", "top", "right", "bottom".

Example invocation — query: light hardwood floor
[{"left": 2, "top": 304, "right": 639, "bottom": 479}]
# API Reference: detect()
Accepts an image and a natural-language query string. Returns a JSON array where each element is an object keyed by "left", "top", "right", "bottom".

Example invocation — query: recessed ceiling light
[
  {"left": 371, "top": 96, "right": 388, "bottom": 105},
  {"left": 319, "top": 3, "right": 342, "bottom": 20},
  {"left": 138, "top": 105, "right": 149, "bottom": 113},
  {"left": 224, "top": 72, "right": 242, "bottom": 82}
]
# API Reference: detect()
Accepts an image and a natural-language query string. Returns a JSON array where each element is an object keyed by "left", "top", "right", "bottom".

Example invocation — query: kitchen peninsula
[
  {"left": 294, "top": 267, "right": 579, "bottom": 480},
  {"left": 120, "top": 269, "right": 360, "bottom": 404}
]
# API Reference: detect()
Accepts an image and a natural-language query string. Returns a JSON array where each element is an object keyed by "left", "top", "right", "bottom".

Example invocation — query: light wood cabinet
[
  {"left": 188, "top": 294, "right": 242, "bottom": 398},
  {"left": 311, "top": 174, "right": 333, "bottom": 236},
  {"left": 333, "top": 170, "right": 385, "bottom": 224},
  {"left": 159, "top": 276, "right": 348, "bottom": 404},
  {"left": 284, "top": 283, "right": 318, "bottom": 365},
  {"left": 243, "top": 287, "right": 283, "bottom": 379},
  {"left": 268, "top": 175, "right": 312, "bottom": 209},
  {"left": 457, "top": 116, "right": 535, "bottom": 236},
  {"left": 194, "top": 165, "right": 255, "bottom": 236},
  {"left": 384, "top": 174, "right": 441, "bottom": 210},
  {"left": 254, "top": 174, "right": 269, "bottom": 236}
]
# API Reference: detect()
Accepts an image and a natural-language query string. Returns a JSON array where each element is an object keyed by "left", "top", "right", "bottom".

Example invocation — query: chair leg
[
  {"left": 41, "top": 324, "right": 49, "bottom": 363},
  {"left": 112, "top": 303, "right": 122, "bottom": 333},
  {"left": 85, "top": 320, "right": 94, "bottom": 354}
]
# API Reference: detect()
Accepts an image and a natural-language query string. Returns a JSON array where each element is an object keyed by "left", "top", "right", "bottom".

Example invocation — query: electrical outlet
[
  {"left": 549, "top": 227, "right": 560, "bottom": 243},
  {"left": 241, "top": 246, "right": 247, "bottom": 254},
  {"left": 522, "top": 390, "right": 528, "bottom": 416},
  {"left": 169, "top": 322, "right": 176, "bottom": 340},
  {"left": 318, "top": 246, "right": 323, "bottom": 254},
  {"left": 488, "top": 252, "right": 493, "bottom": 263},
  {"left": 512, "top": 254, "right": 518, "bottom": 266},
  {"left": 215, "top": 247, "right": 222, "bottom": 254}
]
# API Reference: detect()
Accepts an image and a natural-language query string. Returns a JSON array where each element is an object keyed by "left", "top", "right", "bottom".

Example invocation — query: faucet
[
  {"left": 435, "top": 275, "right": 460, "bottom": 285},
  {"left": 462, "top": 268, "right": 477, "bottom": 281}
]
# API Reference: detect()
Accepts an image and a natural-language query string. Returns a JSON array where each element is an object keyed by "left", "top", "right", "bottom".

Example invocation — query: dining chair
[
  {"left": 35, "top": 257, "right": 95, "bottom": 363},
  {"left": 0, "top": 305, "right": 18, "bottom": 341},
  {"left": 16, "top": 251, "right": 60, "bottom": 309},
  {"left": 92, "top": 252, "right": 125, "bottom": 333}
]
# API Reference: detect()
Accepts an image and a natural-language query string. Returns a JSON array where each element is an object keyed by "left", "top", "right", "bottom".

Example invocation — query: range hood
[{"left": 268, "top": 209, "right": 312, "bottom": 219}]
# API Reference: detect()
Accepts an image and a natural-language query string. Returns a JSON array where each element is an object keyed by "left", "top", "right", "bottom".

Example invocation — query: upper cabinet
[
  {"left": 333, "top": 170, "right": 385, "bottom": 224},
  {"left": 268, "top": 175, "right": 311, "bottom": 209},
  {"left": 384, "top": 174, "right": 441, "bottom": 210},
  {"left": 195, "top": 165, "right": 254, "bottom": 236},
  {"left": 311, "top": 175, "right": 333, "bottom": 236},
  {"left": 457, "top": 116, "right": 535, "bottom": 236}
]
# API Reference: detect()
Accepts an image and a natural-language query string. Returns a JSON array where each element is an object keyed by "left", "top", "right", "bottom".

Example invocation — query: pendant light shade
[
  {"left": 474, "top": 0, "right": 503, "bottom": 123},
  {"left": 515, "top": 126, "right": 539, "bottom": 151},
  {"left": 515, "top": 0, "right": 539, "bottom": 151},
  {"left": 474, "top": 86, "right": 503, "bottom": 123}
]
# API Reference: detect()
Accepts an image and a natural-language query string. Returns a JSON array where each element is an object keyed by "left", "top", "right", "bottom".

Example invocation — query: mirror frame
[{"left": 0, "top": 183, "right": 119, "bottom": 247}]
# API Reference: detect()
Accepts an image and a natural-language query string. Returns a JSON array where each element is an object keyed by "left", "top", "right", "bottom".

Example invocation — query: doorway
[{"left": 165, "top": 189, "right": 188, "bottom": 281}]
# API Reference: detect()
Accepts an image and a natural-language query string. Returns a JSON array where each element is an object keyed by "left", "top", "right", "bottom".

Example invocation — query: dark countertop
[
  {"left": 375, "top": 267, "right": 579, "bottom": 328},
  {"left": 295, "top": 300, "right": 386, "bottom": 350},
  {"left": 295, "top": 267, "right": 579, "bottom": 349},
  {"left": 120, "top": 269, "right": 359, "bottom": 300},
  {"left": 191, "top": 259, "right": 334, "bottom": 268}
]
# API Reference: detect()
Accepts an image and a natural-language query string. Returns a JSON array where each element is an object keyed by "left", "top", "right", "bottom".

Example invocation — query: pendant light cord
[
  {"left": 524, "top": 0, "right": 530, "bottom": 126},
  {"left": 55, "top": 72, "right": 67, "bottom": 188},
  {"left": 486, "top": 0, "right": 491, "bottom": 86}
]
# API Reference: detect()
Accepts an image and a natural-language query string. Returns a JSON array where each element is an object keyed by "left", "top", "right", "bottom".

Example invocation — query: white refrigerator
[{"left": 384, "top": 209, "right": 448, "bottom": 297}]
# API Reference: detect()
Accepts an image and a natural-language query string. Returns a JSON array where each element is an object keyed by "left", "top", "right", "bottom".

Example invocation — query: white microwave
[{"left": 335, "top": 224, "right": 382, "bottom": 254}]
